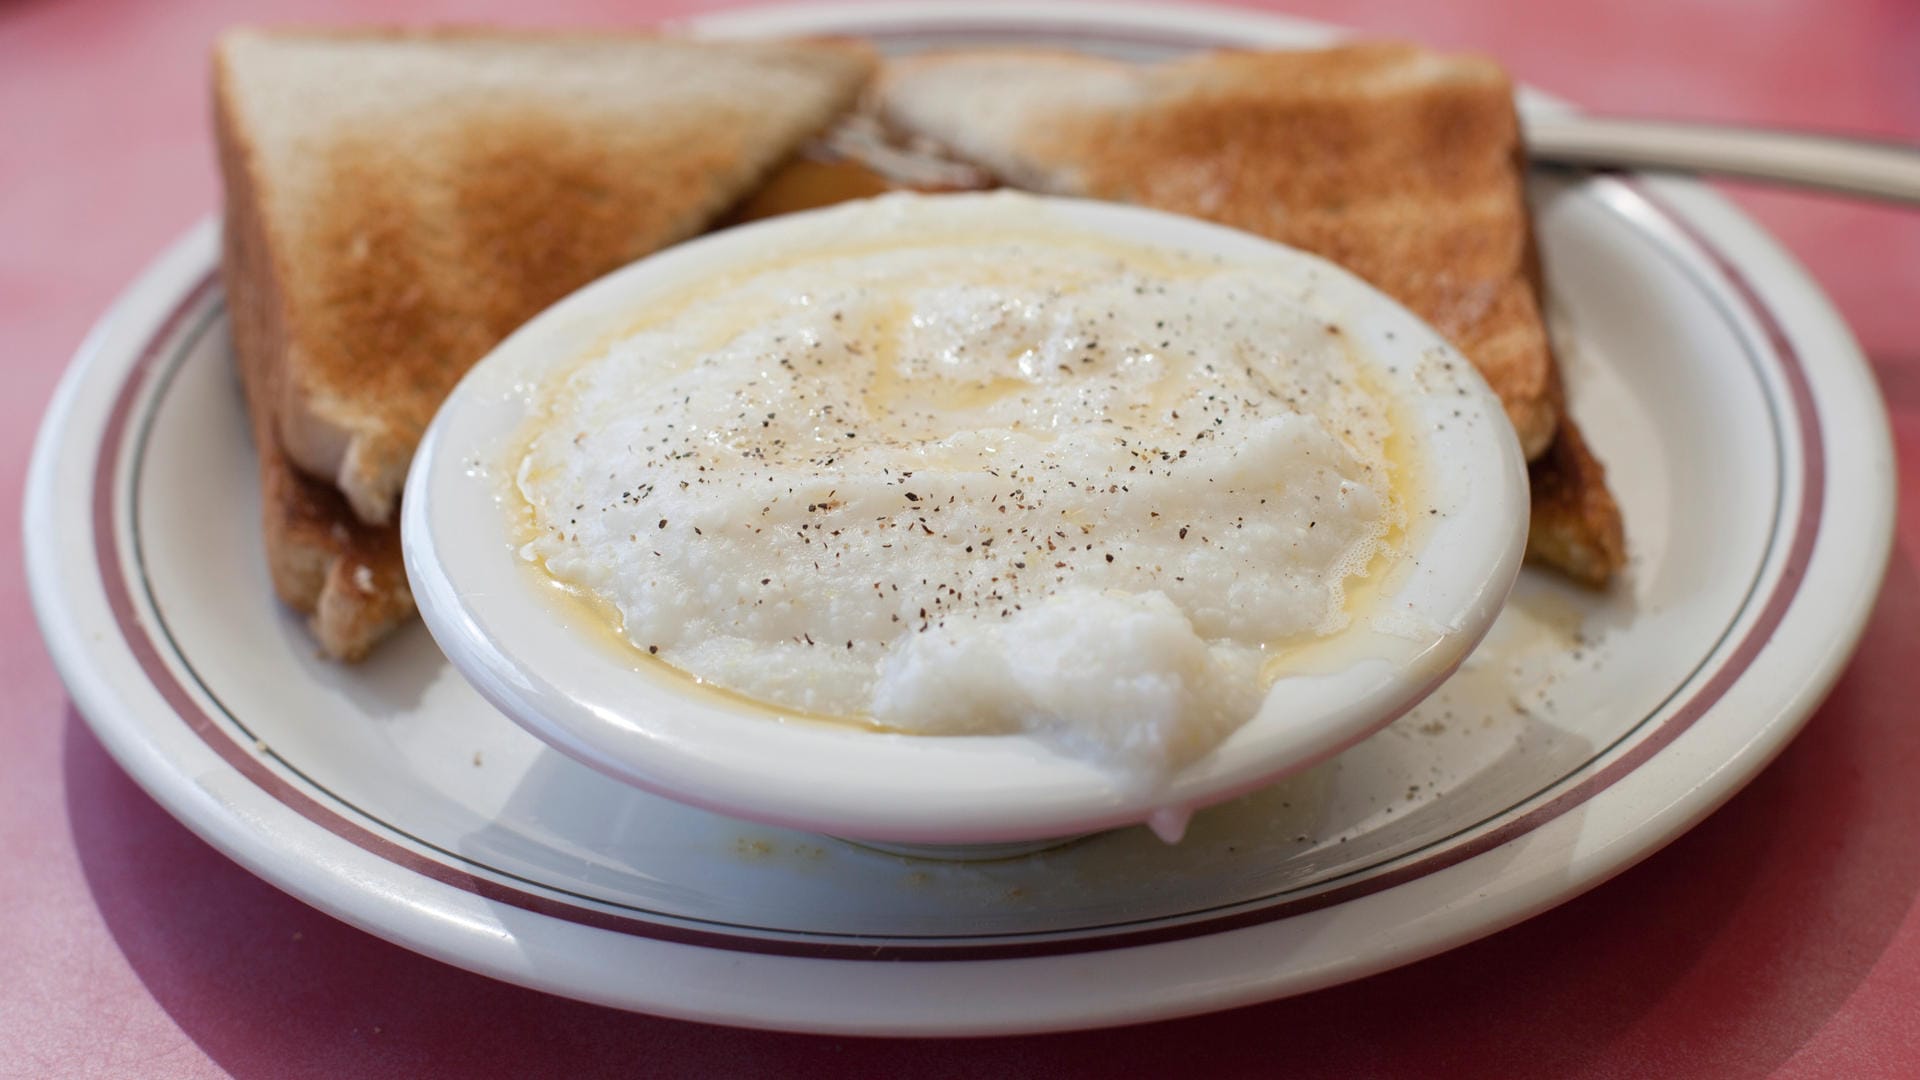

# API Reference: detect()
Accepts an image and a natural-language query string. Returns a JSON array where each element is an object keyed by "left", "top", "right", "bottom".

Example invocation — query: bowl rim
[{"left": 401, "top": 190, "right": 1529, "bottom": 845}]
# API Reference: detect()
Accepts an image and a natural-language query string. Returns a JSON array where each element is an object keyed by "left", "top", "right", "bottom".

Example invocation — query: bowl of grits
[{"left": 402, "top": 191, "right": 1528, "bottom": 847}]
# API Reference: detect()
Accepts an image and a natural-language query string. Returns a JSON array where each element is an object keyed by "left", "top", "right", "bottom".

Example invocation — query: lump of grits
[{"left": 515, "top": 224, "right": 1397, "bottom": 780}]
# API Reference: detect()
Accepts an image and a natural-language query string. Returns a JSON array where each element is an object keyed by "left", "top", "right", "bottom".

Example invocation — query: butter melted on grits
[{"left": 515, "top": 224, "right": 1402, "bottom": 780}]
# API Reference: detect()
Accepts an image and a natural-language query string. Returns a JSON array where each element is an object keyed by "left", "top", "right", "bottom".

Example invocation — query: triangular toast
[
  {"left": 873, "top": 44, "right": 1625, "bottom": 585},
  {"left": 215, "top": 29, "right": 875, "bottom": 658},
  {"left": 217, "top": 28, "right": 876, "bottom": 526}
]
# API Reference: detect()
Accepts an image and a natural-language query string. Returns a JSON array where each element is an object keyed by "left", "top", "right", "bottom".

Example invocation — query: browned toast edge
[{"left": 1526, "top": 416, "right": 1627, "bottom": 588}]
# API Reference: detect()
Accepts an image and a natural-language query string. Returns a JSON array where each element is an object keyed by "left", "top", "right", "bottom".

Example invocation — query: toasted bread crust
[{"left": 216, "top": 30, "right": 877, "bottom": 525}]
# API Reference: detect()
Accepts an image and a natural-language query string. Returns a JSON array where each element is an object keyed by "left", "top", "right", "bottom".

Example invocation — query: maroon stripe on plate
[{"left": 91, "top": 179, "right": 1824, "bottom": 962}]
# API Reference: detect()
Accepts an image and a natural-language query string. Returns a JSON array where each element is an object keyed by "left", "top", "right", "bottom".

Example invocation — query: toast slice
[
  {"left": 225, "top": 181, "right": 413, "bottom": 659},
  {"left": 874, "top": 44, "right": 1626, "bottom": 584},
  {"left": 215, "top": 29, "right": 876, "bottom": 659},
  {"left": 216, "top": 28, "right": 876, "bottom": 526}
]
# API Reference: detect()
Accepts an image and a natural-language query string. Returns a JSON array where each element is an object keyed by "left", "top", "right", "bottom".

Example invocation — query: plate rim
[{"left": 24, "top": 1, "right": 1896, "bottom": 1035}]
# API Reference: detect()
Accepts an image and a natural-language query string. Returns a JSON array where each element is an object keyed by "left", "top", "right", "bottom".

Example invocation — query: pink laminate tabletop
[{"left": 5, "top": 0, "right": 1919, "bottom": 1075}]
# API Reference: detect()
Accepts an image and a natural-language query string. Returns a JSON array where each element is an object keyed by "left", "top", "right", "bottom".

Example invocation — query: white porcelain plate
[{"left": 25, "top": 2, "right": 1894, "bottom": 1036}]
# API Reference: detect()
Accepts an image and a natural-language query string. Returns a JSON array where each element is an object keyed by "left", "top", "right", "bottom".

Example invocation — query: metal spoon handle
[{"left": 1524, "top": 116, "right": 1920, "bottom": 206}]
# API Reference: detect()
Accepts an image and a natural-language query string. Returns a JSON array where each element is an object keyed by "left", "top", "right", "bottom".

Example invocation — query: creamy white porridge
[{"left": 513, "top": 194, "right": 1411, "bottom": 781}]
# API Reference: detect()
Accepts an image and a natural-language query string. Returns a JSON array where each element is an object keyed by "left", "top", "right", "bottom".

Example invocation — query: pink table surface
[{"left": 5, "top": 0, "right": 1919, "bottom": 1075}]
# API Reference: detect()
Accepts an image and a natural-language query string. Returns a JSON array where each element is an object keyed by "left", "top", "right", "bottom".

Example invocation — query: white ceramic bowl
[{"left": 402, "top": 192, "right": 1528, "bottom": 847}]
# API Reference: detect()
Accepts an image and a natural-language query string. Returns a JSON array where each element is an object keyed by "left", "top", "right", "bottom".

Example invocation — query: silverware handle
[{"left": 1524, "top": 116, "right": 1920, "bottom": 206}]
